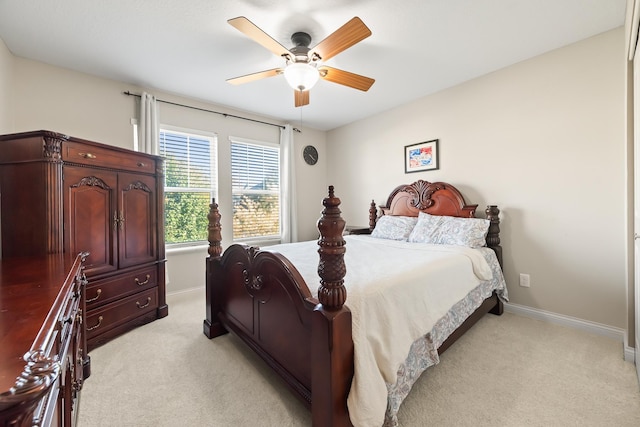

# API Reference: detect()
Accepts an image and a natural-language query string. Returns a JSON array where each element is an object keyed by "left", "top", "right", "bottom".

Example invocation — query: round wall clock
[{"left": 303, "top": 145, "right": 318, "bottom": 165}]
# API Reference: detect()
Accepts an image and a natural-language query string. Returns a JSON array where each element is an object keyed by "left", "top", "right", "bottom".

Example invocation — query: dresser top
[{"left": 0, "top": 253, "right": 84, "bottom": 393}]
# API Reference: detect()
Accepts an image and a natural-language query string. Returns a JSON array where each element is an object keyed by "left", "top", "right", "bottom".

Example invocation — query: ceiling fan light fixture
[{"left": 284, "top": 62, "right": 319, "bottom": 91}]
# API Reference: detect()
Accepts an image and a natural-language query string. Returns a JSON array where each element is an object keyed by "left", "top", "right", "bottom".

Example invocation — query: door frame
[{"left": 627, "top": 0, "right": 640, "bottom": 386}]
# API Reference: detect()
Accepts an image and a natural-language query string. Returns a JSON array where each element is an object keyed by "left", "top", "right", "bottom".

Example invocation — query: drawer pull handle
[
  {"left": 137, "top": 162, "right": 146, "bottom": 167},
  {"left": 136, "top": 297, "right": 152, "bottom": 309},
  {"left": 87, "top": 316, "right": 103, "bottom": 331},
  {"left": 86, "top": 289, "right": 102, "bottom": 302},
  {"left": 79, "top": 152, "right": 97, "bottom": 159},
  {"left": 135, "top": 274, "right": 151, "bottom": 286}
]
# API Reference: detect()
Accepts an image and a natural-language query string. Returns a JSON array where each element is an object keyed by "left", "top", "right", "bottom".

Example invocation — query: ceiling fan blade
[
  {"left": 294, "top": 90, "right": 310, "bottom": 107},
  {"left": 228, "top": 16, "right": 290, "bottom": 57},
  {"left": 309, "top": 17, "right": 371, "bottom": 62},
  {"left": 318, "top": 66, "right": 375, "bottom": 91},
  {"left": 227, "top": 68, "right": 283, "bottom": 85}
]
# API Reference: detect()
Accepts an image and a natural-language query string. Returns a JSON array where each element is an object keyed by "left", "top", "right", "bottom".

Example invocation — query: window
[
  {"left": 159, "top": 128, "right": 217, "bottom": 245},
  {"left": 230, "top": 138, "right": 280, "bottom": 241}
]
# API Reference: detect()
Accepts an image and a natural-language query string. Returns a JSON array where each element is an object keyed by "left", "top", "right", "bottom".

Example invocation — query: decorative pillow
[
  {"left": 408, "top": 211, "right": 489, "bottom": 248},
  {"left": 370, "top": 215, "right": 418, "bottom": 241}
]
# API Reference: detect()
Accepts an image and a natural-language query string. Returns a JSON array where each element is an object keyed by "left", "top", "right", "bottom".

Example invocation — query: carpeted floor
[{"left": 78, "top": 288, "right": 640, "bottom": 427}]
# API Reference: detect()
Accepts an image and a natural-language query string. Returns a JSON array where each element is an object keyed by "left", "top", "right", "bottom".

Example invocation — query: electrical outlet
[{"left": 519, "top": 273, "right": 530, "bottom": 288}]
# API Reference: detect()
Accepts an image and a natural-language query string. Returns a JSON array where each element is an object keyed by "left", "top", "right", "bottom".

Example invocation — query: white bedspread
[{"left": 264, "top": 235, "right": 500, "bottom": 427}]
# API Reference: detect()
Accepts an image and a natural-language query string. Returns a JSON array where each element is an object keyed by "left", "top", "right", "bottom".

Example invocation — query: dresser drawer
[
  {"left": 86, "top": 288, "right": 158, "bottom": 339},
  {"left": 63, "top": 141, "right": 156, "bottom": 174},
  {"left": 86, "top": 267, "right": 157, "bottom": 309},
  {"left": 58, "top": 283, "right": 82, "bottom": 358}
]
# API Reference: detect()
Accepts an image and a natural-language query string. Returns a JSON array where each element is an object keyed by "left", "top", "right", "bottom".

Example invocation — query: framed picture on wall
[{"left": 404, "top": 139, "right": 439, "bottom": 173}]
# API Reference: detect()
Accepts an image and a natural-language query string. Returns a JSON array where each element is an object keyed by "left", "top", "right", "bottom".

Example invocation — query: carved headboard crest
[
  {"left": 400, "top": 180, "right": 445, "bottom": 210},
  {"left": 378, "top": 180, "right": 477, "bottom": 219}
]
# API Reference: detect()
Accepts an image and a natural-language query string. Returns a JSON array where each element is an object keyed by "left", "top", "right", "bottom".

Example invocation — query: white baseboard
[
  {"left": 625, "top": 335, "right": 636, "bottom": 364},
  {"left": 504, "top": 302, "right": 635, "bottom": 363},
  {"left": 167, "top": 285, "right": 204, "bottom": 297}
]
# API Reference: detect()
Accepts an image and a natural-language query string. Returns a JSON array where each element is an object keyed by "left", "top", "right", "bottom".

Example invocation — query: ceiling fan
[{"left": 226, "top": 16, "right": 375, "bottom": 107}]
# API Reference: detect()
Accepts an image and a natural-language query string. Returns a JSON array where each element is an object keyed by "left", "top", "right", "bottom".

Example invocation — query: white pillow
[
  {"left": 370, "top": 215, "right": 418, "bottom": 241},
  {"left": 408, "top": 211, "right": 489, "bottom": 248}
]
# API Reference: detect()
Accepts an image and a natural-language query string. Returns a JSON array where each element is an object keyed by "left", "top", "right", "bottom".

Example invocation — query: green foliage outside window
[
  {"left": 160, "top": 130, "right": 215, "bottom": 245},
  {"left": 165, "top": 192, "right": 210, "bottom": 244}
]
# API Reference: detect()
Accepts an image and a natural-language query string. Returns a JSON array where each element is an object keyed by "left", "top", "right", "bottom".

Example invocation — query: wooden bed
[{"left": 203, "top": 180, "right": 504, "bottom": 426}]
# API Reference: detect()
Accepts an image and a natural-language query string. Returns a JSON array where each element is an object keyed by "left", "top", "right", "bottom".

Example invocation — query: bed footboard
[
  {"left": 206, "top": 243, "right": 317, "bottom": 402},
  {"left": 204, "top": 190, "right": 354, "bottom": 427}
]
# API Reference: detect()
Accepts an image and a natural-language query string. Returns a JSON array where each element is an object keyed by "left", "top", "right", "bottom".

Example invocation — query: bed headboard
[
  {"left": 378, "top": 180, "right": 477, "bottom": 219},
  {"left": 369, "top": 180, "right": 502, "bottom": 267}
]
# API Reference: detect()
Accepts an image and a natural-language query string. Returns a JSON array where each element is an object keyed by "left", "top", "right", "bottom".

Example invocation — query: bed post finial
[
  {"left": 207, "top": 198, "right": 222, "bottom": 258},
  {"left": 369, "top": 200, "right": 377, "bottom": 231},
  {"left": 485, "top": 205, "right": 503, "bottom": 268},
  {"left": 316, "top": 186, "right": 347, "bottom": 310}
]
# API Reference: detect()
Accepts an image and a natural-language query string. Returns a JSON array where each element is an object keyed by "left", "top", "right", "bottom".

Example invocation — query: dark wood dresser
[
  {"left": 0, "top": 253, "right": 88, "bottom": 426},
  {"left": 0, "top": 130, "right": 168, "bottom": 351}
]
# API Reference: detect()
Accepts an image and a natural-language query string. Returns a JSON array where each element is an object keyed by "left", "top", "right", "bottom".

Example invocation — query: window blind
[
  {"left": 160, "top": 131, "right": 215, "bottom": 191},
  {"left": 159, "top": 129, "right": 217, "bottom": 244},
  {"left": 231, "top": 140, "right": 280, "bottom": 240}
]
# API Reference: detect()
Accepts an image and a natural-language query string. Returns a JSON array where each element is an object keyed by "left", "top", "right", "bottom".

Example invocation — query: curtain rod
[{"left": 123, "top": 91, "right": 299, "bottom": 131}]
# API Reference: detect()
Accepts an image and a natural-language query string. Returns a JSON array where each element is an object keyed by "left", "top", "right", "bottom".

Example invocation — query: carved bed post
[
  {"left": 312, "top": 186, "right": 354, "bottom": 427},
  {"left": 368, "top": 199, "right": 377, "bottom": 231},
  {"left": 485, "top": 205, "right": 504, "bottom": 315},
  {"left": 485, "top": 205, "right": 502, "bottom": 267},
  {"left": 203, "top": 198, "right": 227, "bottom": 338}
]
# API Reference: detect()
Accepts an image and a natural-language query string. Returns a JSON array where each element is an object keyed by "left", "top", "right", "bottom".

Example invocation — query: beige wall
[
  {"left": 327, "top": 28, "right": 627, "bottom": 329},
  {"left": 0, "top": 38, "right": 12, "bottom": 133},
  {"left": 7, "top": 56, "right": 328, "bottom": 293},
  {"left": 12, "top": 58, "right": 139, "bottom": 147}
]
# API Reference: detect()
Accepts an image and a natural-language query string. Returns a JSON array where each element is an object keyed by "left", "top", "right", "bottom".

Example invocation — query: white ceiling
[{"left": 0, "top": 0, "right": 627, "bottom": 131}]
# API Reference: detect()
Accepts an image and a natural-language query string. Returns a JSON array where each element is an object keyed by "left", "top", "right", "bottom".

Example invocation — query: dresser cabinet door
[
  {"left": 64, "top": 167, "right": 118, "bottom": 276},
  {"left": 118, "top": 172, "right": 157, "bottom": 269}
]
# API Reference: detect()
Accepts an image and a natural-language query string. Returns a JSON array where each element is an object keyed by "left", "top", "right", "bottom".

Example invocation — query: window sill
[
  {"left": 234, "top": 238, "right": 282, "bottom": 247},
  {"left": 166, "top": 243, "right": 209, "bottom": 255},
  {"left": 165, "top": 238, "right": 283, "bottom": 255}
]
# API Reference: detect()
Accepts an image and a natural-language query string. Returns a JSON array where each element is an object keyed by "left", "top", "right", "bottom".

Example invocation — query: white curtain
[
  {"left": 139, "top": 92, "right": 159, "bottom": 155},
  {"left": 138, "top": 92, "right": 167, "bottom": 283},
  {"left": 628, "top": 0, "right": 640, "bottom": 60},
  {"left": 280, "top": 124, "right": 298, "bottom": 243}
]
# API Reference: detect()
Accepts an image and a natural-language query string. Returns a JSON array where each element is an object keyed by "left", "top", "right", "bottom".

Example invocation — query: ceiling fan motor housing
[
  {"left": 291, "top": 32, "right": 312, "bottom": 48},
  {"left": 289, "top": 32, "right": 312, "bottom": 62}
]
